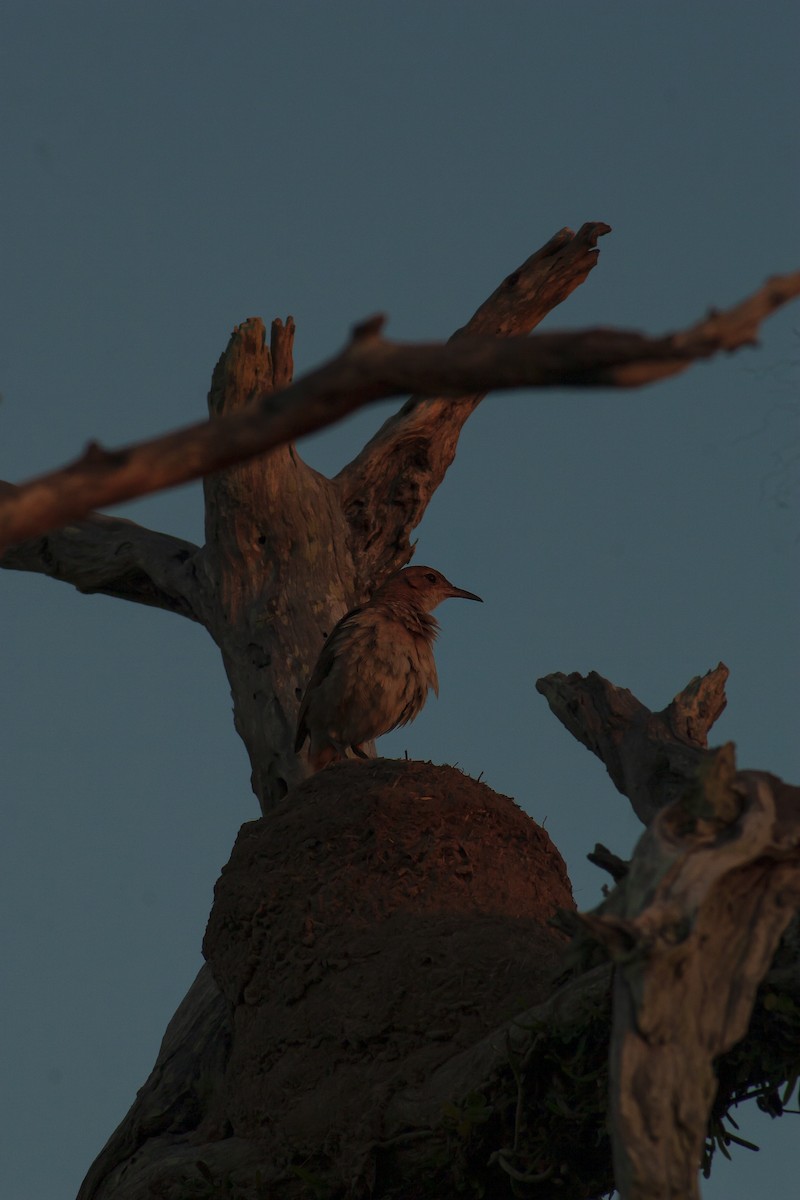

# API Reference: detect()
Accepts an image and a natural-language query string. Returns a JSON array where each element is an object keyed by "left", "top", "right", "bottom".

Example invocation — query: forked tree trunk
[
  {"left": 201, "top": 316, "right": 356, "bottom": 803},
  {"left": 2, "top": 225, "right": 799, "bottom": 1200}
]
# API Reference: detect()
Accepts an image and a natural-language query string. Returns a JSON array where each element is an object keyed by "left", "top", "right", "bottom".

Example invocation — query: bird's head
[{"left": 373, "top": 565, "right": 483, "bottom": 612}]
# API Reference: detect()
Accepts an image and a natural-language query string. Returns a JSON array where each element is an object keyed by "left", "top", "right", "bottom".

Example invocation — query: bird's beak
[{"left": 448, "top": 586, "right": 483, "bottom": 603}]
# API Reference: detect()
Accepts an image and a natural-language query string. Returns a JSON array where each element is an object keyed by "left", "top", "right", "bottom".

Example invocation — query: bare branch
[
  {"left": 1, "top": 268, "right": 798, "bottom": 555},
  {"left": 588, "top": 842, "right": 629, "bottom": 882},
  {"left": 0, "top": 482, "right": 202, "bottom": 619},
  {"left": 337, "top": 222, "right": 611, "bottom": 583},
  {"left": 536, "top": 663, "right": 731, "bottom": 825},
  {"left": 584, "top": 764, "right": 800, "bottom": 1200}
]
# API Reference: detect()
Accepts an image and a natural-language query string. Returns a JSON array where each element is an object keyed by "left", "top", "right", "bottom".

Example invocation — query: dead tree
[{"left": 3, "top": 224, "right": 800, "bottom": 1200}]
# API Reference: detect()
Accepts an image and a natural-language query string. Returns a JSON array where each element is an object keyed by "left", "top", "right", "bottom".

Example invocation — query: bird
[{"left": 295, "top": 565, "right": 482, "bottom": 771}]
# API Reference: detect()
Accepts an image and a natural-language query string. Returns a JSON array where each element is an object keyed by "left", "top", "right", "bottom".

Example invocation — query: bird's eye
[{"left": 425, "top": 572, "right": 437, "bottom": 583}]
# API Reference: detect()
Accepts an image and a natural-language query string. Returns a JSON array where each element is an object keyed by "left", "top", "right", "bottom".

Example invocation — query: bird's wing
[{"left": 293, "top": 606, "right": 366, "bottom": 751}]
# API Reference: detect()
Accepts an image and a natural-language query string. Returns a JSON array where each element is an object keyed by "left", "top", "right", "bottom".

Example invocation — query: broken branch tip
[{"left": 350, "top": 313, "right": 387, "bottom": 342}]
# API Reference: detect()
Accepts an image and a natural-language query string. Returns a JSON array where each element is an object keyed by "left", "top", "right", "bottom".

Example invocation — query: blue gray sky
[{"left": 1, "top": 4, "right": 798, "bottom": 1197}]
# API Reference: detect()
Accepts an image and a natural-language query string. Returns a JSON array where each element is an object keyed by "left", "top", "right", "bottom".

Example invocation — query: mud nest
[{"left": 200, "top": 759, "right": 574, "bottom": 1193}]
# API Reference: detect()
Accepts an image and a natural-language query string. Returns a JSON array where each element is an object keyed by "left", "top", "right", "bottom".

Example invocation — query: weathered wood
[
  {"left": 601, "top": 770, "right": 800, "bottom": 1200},
  {"left": 3, "top": 228, "right": 617, "bottom": 805},
  {"left": 541, "top": 667, "right": 800, "bottom": 1200},
  {"left": 536, "top": 663, "right": 730, "bottom": 825},
  {"left": 74, "top": 668, "right": 800, "bottom": 1200},
  {"left": 336, "top": 222, "right": 610, "bottom": 588},
  {"left": 70, "top": 667, "right": 800, "bottom": 1200},
  {"left": 2, "top": 262, "right": 798, "bottom": 553},
  {"left": 3, "top": 227, "right": 798, "bottom": 1199},
  {"left": 196, "top": 316, "right": 358, "bottom": 804},
  {"left": 0, "top": 482, "right": 202, "bottom": 618}
]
